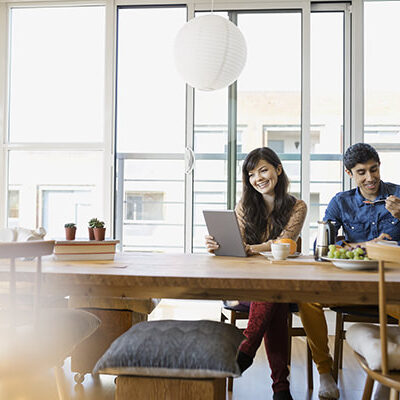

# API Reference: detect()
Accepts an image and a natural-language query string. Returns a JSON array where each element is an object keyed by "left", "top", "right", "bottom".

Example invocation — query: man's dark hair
[{"left": 344, "top": 143, "right": 380, "bottom": 171}]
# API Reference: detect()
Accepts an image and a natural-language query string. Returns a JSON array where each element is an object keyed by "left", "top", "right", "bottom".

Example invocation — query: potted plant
[
  {"left": 64, "top": 223, "right": 77, "bottom": 240},
  {"left": 93, "top": 220, "right": 106, "bottom": 241},
  {"left": 88, "top": 218, "right": 99, "bottom": 240}
]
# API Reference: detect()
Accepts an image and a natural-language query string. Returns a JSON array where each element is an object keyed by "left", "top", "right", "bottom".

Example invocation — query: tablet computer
[{"left": 203, "top": 210, "right": 247, "bottom": 257}]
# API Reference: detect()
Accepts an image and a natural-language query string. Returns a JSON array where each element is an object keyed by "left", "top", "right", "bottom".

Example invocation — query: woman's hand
[
  {"left": 205, "top": 235, "right": 219, "bottom": 254},
  {"left": 244, "top": 244, "right": 261, "bottom": 256}
]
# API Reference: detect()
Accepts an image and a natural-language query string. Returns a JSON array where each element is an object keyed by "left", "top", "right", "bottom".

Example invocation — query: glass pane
[
  {"left": 193, "top": 83, "right": 228, "bottom": 253},
  {"left": 8, "top": 151, "right": 104, "bottom": 239},
  {"left": 310, "top": 12, "right": 344, "bottom": 248},
  {"left": 122, "top": 159, "right": 184, "bottom": 252},
  {"left": 236, "top": 12, "right": 301, "bottom": 204},
  {"left": 9, "top": 7, "right": 105, "bottom": 143},
  {"left": 364, "top": 2, "right": 400, "bottom": 183},
  {"left": 116, "top": 7, "right": 186, "bottom": 252},
  {"left": 116, "top": 7, "right": 186, "bottom": 153}
]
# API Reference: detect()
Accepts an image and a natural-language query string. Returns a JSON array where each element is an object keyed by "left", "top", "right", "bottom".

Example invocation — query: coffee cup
[{"left": 271, "top": 242, "right": 291, "bottom": 260}]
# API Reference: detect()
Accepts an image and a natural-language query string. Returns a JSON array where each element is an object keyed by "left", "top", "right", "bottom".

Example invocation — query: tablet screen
[{"left": 203, "top": 210, "right": 247, "bottom": 257}]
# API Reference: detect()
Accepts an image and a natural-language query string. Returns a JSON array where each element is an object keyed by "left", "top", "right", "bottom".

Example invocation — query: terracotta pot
[
  {"left": 65, "top": 227, "right": 76, "bottom": 240},
  {"left": 88, "top": 227, "right": 95, "bottom": 240},
  {"left": 93, "top": 227, "right": 106, "bottom": 241}
]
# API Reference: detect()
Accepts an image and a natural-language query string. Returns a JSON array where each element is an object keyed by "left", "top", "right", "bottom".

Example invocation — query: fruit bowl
[{"left": 321, "top": 257, "right": 378, "bottom": 270}]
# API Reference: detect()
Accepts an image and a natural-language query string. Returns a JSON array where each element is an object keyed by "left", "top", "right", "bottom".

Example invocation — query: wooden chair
[
  {"left": 331, "top": 305, "right": 398, "bottom": 381},
  {"left": 329, "top": 236, "right": 399, "bottom": 381},
  {"left": 0, "top": 241, "right": 101, "bottom": 398},
  {"left": 347, "top": 242, "right": 400, "bottom": 400}
]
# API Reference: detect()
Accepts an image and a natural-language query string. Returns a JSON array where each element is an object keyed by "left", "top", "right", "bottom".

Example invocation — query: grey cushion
[
  {"left": 0, "top": 309, "right": 101, "bottom": 376},
  {"left": 94, "top": 319, "right": 244, "bottom": 378}
]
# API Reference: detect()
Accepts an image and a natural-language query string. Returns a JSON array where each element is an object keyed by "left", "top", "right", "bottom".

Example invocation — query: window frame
[
  {"left": 0, "top": 0, "right": 365, "bottom": 255},
  {"left": 0, "top": 1, "right": 114, "bottom": 234}
]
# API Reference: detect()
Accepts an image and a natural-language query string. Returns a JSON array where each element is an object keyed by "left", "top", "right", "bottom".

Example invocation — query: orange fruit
[{"left": 274, "top": 238, "right": 297, "bottom": 254}]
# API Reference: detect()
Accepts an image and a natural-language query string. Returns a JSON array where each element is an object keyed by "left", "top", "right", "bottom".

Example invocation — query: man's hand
[
  {"left": 372, "top": 232, "right": 392, "bottom": 242},
  {"left": 385, "top": 195, "right": 400, "bottom": 219}
]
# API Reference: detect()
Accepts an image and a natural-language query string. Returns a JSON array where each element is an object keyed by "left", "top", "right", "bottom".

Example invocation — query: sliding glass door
[
  {"left": 115, "top": 3, "right": 351, "bottom": 254},
  {"left": 115, "top": 6, "right": 186, "bottom": 252}
]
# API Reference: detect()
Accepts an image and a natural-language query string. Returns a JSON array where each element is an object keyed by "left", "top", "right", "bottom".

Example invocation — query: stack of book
[{"left": 53, "top": 240, "right": 119, "bottom": 261}]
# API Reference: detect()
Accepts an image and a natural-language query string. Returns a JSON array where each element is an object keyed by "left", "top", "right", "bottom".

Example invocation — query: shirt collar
[{"left": 355, "top": 180, "right": 390, "bottom": 207}]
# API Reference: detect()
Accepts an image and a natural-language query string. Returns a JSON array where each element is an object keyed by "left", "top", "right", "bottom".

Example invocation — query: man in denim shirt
[
  {"left": 325, "top": 143, "right": 400, "bottom": 246},
  {"left": 299, "top": 143, "right": 400, "bottom": 400}
]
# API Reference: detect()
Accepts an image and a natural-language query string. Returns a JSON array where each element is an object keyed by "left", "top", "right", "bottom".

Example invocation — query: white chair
[
  {"left": 0, "top": 241, "right": 101, "bottom": 398},
  {"left": 346, "top": 242, "right": 400, "bottom": 400}
]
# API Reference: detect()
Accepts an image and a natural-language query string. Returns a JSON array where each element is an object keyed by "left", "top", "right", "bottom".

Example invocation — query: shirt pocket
[
  {"left": 343, "top": 221, "right": 365, "bottom": 233},
  {"left": 379, "top": 214, "right": 400, "bottom": 234}
]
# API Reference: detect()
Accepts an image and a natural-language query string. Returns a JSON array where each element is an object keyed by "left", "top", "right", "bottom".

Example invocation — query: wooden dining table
[
  {"left": 25, "top": 252, "right": 400, "bottom": 305},
  {"left": 4, "top": 251, "right": 400, "bottom": 382}
]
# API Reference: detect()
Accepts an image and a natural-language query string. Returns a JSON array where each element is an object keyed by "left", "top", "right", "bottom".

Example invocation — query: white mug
[{"left": 271, "top": 243, "right": 291, "bottom": 260}]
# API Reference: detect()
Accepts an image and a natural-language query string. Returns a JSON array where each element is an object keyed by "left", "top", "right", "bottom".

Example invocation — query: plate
[
  {"left": 260, "top": 251, "right": 301, "bottom": 259},
  {"left": 321, "top": 257, "right": 378, "bottom": 271}
]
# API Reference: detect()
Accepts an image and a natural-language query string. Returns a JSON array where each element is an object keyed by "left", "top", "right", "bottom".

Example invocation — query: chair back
[
  {"left": 0, "top": 241, "right": 55, "bottom": 330},
  {"left": 365, "top": 242, "right": 400, "bottom": 375},
  {"left": 296, "top": 236, "right": 302, "bottom": 253}
]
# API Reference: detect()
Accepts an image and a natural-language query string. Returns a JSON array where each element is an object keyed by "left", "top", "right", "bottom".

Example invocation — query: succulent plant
[
  {"left": 64, "top": 223, "right": 76, "bottom": 228},
  {"left": 93, "top": 220, "right": 105, "bottom": 229},
  {"left": 88, "top": 218, "right": 100, "bottom": 228}
]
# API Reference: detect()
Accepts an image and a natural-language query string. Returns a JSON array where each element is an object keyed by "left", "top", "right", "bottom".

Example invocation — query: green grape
[
  {"left": 353, "top": 255, "right": 360, "bottom": 260},
  {"left": 327, "top": 251, "right": 335, "bottom": 258},
  {"left": 340, "top": 253, "right": 347, "bottom": 259},
  {"left": 328, "top": 244, "right": 336, "bottom": 252},
  {"left": 364, "top": 256, "right": 370, "bottom": 260},
  {"left": 355, "top": 247, "right": 364, "bottom": 256},
  {"left": 345, "top": 251, "right": 354, "bottom": 259},
  {"left": 333, "top": 250, "right": 340, "bottom": 258},
  {"left": 339, "top": 248, "right": 346, "bottom": 254}
]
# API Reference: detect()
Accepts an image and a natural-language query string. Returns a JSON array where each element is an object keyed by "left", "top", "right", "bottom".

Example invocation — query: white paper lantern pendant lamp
[{"left": 174, "top": 13, "right": 247, "bottom": 91}]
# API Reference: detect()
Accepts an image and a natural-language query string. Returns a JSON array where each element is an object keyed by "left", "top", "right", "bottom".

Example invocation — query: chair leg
[
  {"left": 339, "top": 330, "right": 344, "bottom": 370},
  {"left": 389, "top": 388, "right": 399, "bottom": 400},
  {"left": 226, "top": 309, "right": 236, "bottom": 392},
  {"left": 287, "top": 312, "right": 293, "bottom": 367},
  {"left": 333, "top": 311, "right": 344, "bottom": 382},
  {"left": 361, "top": 376, "right": 374, "bottom": 400},
  {"left": 306, "top": 340, "right": 313, "bottom": 390}
]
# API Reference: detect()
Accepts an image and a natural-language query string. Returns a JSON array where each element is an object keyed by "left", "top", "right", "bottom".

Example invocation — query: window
[
  {"left": 41, "top": 188, "right": 93, "bottom": 238},
  {"left": 6, "top": 6, "right": 107, "bottom": 237},
  {"left": 268, "top": 140, "right": 285, "bottom": 154},
  {"left": 364, "top": 1, "right": 400, "bottom": 183},
  {"left": 125, "top": 192, "right": 164, "bottom": 221},
  {"left": 8, "top": 190, "right": 19, "bottom": 220},
  {"left": 9, "top": 7, "right": 105, "bottom": 143},
  {"left": 115, "top": 7, "right": 186, "bottom": 252}
]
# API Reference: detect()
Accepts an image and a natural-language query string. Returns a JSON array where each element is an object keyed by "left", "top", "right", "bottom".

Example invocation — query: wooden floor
[{"left": 0, "top": 300, "right": 369, "bottom": 400}]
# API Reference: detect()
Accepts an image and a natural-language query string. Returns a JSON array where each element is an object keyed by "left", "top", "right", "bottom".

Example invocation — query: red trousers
[{"left": 239, "top": 301, "right": 290, "bottom": 393}]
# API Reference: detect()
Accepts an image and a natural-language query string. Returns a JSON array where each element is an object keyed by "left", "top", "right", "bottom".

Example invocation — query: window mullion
[{"left": 301, "top": 2, "right": 311, "bottom": 254}]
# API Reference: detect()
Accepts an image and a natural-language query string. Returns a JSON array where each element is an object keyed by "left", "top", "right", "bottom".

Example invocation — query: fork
[{"left": 363, "top": 198, "right": 387, "bottom": 205}]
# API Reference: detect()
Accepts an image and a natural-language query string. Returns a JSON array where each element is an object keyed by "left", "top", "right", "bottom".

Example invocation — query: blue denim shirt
[{"left": 323, "top": 181, "right": 400, "bottom": 245}]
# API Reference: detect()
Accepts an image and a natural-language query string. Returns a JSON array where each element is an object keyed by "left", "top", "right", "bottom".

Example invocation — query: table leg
[{"left": 70, "top": 308, "right": 147, "bottom": 378}]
